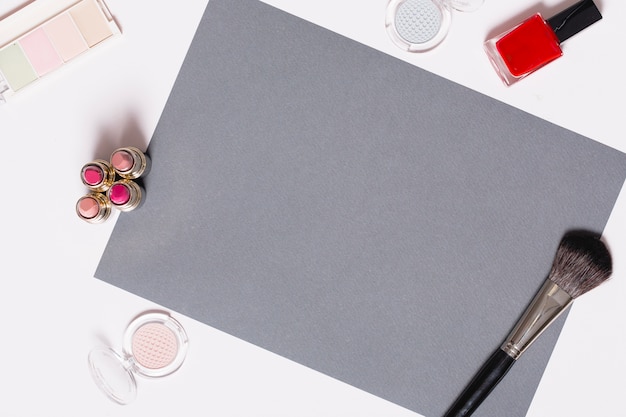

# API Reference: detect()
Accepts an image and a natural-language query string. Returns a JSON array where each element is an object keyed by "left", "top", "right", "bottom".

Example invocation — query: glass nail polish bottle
[{"left": 484, "top": 0, "right": 602, "bottom": 85}]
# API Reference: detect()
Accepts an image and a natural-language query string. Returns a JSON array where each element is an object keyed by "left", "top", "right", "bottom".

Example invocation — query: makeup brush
[{"left": 443, "top": 231, "right": 612, "bottom": 417}]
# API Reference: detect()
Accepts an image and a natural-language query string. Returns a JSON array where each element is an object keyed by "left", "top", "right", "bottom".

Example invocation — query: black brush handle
[{"left": 443, "top": 349, "right": 516, "bottom": 417}]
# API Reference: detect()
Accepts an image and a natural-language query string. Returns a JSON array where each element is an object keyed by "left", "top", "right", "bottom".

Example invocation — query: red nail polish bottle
[{"left": 484, "top": 0, "right": 602, "bottom": 86}]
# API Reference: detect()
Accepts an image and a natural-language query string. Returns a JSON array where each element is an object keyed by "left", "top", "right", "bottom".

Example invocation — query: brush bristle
[{"left": 548, "top": 231, "right": 612, "bottom": 298}]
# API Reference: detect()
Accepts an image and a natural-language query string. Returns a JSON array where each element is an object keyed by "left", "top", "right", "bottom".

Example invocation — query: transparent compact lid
[
  {"left": 385, "top": 0, "right": 484, "bottom": 52},
  {"left": 447, "top": 0, "right": 484, "bottom": 12},
  {"left": 88, "top": 312, "right": 189, "bottom": 405},
  {"left": 88, "top": 347, "right": 138, "bottom": 405}
]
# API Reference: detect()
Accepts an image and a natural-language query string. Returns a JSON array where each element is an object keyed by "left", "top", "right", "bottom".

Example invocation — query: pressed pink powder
[
  {"left": 131, "top": 323, "right": 179, "bottom": 369},
  {"left": 111, "top": 150, "right": 133, "bottom": 172},
  {"left": 77, "top": 196, "right": 99, "bottom": 218},
  {"left": 109, "top": 183, "right": 130, "bottom": 205},
  {"left": 83, "top": 166, "right": 104, "bottom": 185}
]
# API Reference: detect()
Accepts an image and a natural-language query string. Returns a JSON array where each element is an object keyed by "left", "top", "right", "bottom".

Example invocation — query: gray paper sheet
[{"left": 95, "top": 1, "right": 626, "bottom": 415}]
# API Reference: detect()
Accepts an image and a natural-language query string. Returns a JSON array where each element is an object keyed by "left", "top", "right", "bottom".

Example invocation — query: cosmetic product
[
  {"left": 76, "top": 192, "right": 111, "bottom": 224},
  {"left": 80, "top": 159, "right": 115, "bottom": 192},
  {"left": 107, "top": 179, "right": 143, "bottom": 212},
  {"left": 484, "top": 0, "right": 602, "bottom": 85},
  {"left": 110, "top": 146, "right": 151, "bottom": 179},
  {"left": 0, "top": 0, "right": 120, "bottom": 103},
  {"left": 385, "top": 0, "right": 484, "bottom": 52},
  {"left": 88, "top": 312, "right": 189, "bottom": 405},
  {"left": 443, "top": 231, "right": 612, "bottom": 417}
]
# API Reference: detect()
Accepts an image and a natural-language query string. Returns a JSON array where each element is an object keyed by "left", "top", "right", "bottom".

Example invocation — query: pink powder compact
[{"left": 88, "top": 312, "right": 189, "bottom": 404}]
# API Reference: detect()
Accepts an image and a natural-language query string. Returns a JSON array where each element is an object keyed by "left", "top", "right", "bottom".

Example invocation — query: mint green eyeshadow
[{"left": 0, "top": 43, "right": 38, "bottom": 91}]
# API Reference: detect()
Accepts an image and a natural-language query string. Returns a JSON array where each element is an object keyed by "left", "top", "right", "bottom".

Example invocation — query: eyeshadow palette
[{"left": 0, "top": 0, "right": 120, "bottom": 103}]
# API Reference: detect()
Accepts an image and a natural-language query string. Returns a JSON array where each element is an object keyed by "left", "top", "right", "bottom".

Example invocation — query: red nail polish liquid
[{"left": 484, "top": 0, "right": 602, "bottom": 86}]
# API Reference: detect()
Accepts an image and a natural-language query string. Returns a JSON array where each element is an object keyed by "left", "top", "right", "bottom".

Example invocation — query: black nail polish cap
[{"left": 547, "top": 0, "right": 602, "bottom": 44}]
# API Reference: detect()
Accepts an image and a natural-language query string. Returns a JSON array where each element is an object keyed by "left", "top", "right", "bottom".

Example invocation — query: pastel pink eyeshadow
[
  {"left": 111, "top": 150, "right": 133, "bottom": 172},
  {"left": 83, "top": 166, "right": 103, "bottom": 185},
  {"left": 43, "top": 13, "right": 88, "bottom": 62},
  {"left": 131, "top": 323, "right": 178, "bottom": 369},
  {"left": 18, "top": 27, "right": 63, "bottom": 76},
  {"left": 109, "top": 183, "right": 130, "bottom": 205},
  {"left": 78, "top": 197, "right": 99, "bottom": 218}
]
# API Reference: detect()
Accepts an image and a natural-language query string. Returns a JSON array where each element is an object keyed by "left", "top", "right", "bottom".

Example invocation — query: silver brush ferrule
[{"left": 500, "top": 279, "right": 573, "bottom": 360}]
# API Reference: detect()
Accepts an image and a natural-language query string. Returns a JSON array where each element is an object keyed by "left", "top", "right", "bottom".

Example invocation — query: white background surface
[{"left": 0, "top": 0, "right": 624, "bottom": 416}]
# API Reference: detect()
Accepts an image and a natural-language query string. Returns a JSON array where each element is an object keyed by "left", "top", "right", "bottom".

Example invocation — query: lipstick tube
[
  {"left": 76, "top": 192, "right": 111, "bottom": 224},
  {"left": 107, "top": 179, "right": 142, "bottom": 212},
  {"left": 80, "top": 159, "right": 115, "bottom": 192},
  {"left": 484, "top": 0, "right": 602, "bottom": 85},
  {"left": 110, "top": 146, "right": 150, "bottom": 179}
]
